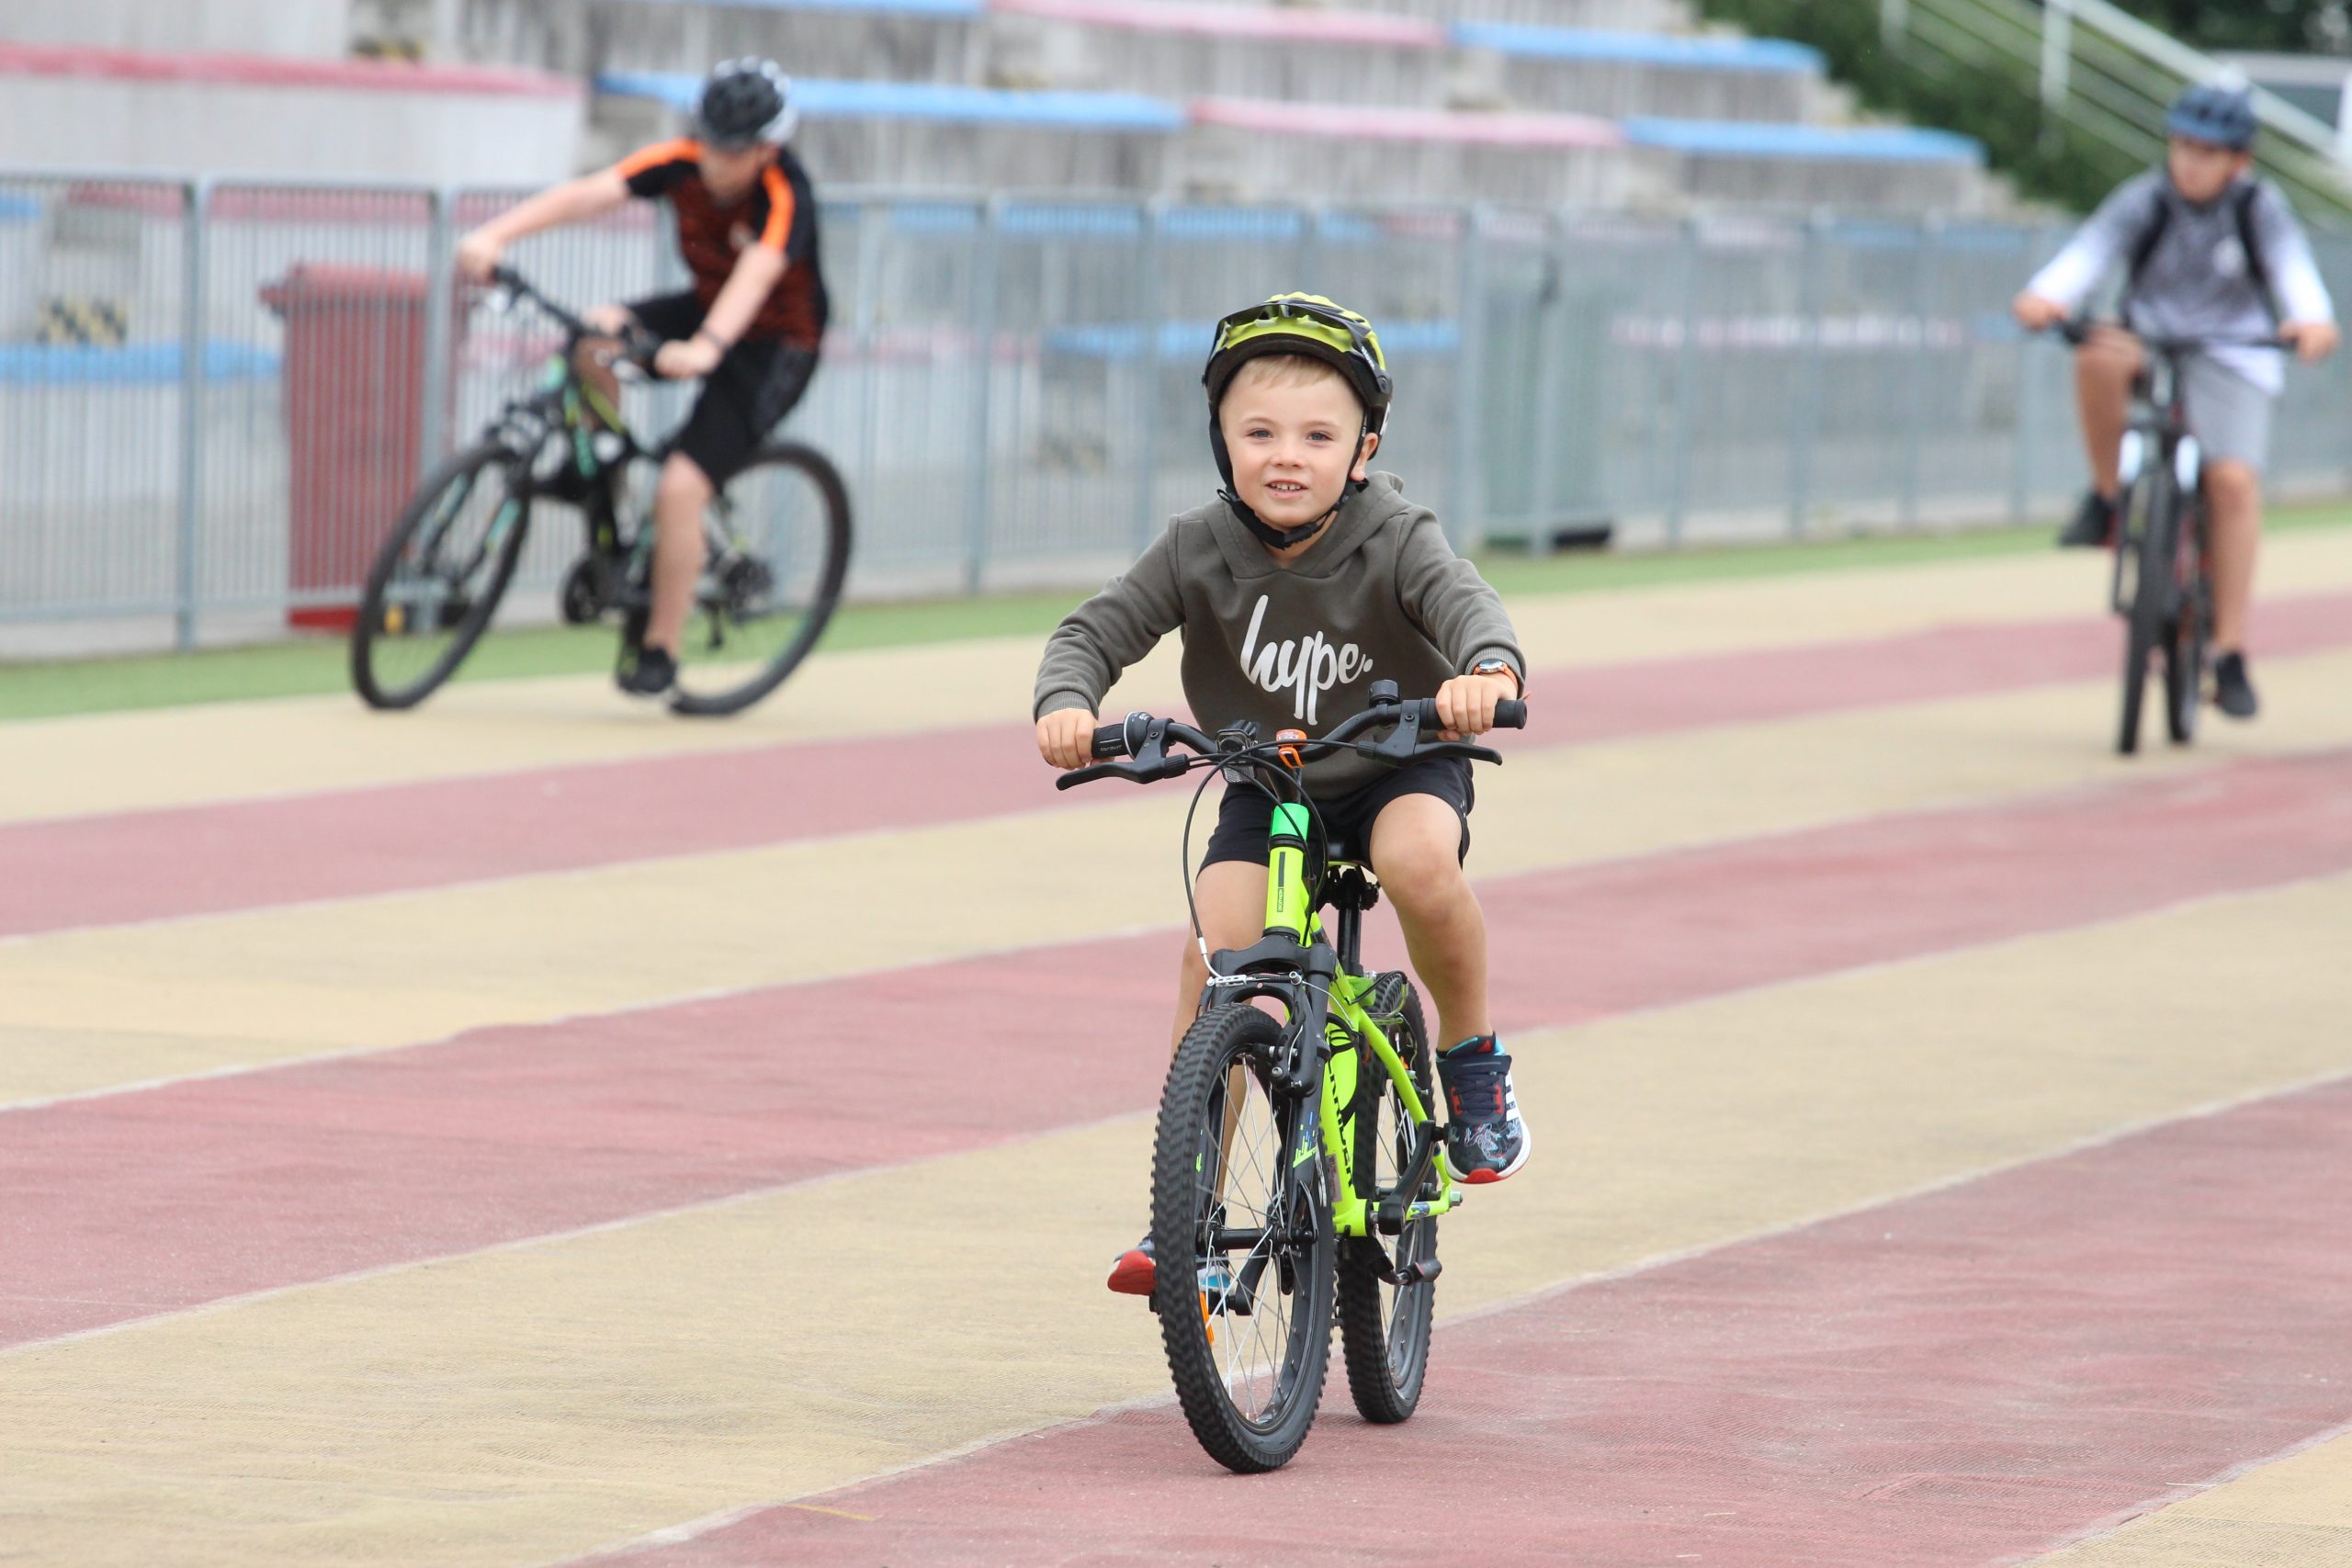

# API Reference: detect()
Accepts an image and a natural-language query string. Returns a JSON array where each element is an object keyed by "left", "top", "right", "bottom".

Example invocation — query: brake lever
[
  {"left": 1419, "top": 742, "right": 1503, "bottom": 766},
  {"left": 1365, "top": 700, "right": 1431, "bottom": 763},
  {"left": 1055, "top": 761, "right": 1138, "bottom": 791}
]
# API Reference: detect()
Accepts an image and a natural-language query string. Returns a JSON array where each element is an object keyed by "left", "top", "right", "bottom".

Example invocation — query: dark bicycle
[
  {"left": 1059, "top": 682, "right": 1526, "bottom": 1472},
  {"left": 351, "top": 267, "right": 851, "bottom": 716},
  {"left": 2052, "top": 320, "right": 2286, "bottom": 755}
]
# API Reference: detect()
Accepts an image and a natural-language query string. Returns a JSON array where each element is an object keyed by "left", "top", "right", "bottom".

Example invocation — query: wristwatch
[{"left": 1469, "top": 659, "right": 1523, "bottom": 697}]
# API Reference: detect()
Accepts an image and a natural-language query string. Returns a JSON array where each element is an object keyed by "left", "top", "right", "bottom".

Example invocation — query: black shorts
[
  {"left": 1199, "top": 756, "right": 1474, "bottom": 870},
  {"left": 626, "top": 291, "right": 819, "bottom": 488}
]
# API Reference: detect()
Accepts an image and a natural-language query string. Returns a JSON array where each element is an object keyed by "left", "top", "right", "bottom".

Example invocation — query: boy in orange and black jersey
[{"left": 458, "top": 59, "right": 828, "bottom": 698}]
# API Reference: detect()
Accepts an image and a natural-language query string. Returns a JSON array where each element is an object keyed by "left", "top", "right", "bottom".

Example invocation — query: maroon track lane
[
  {"left": 6, "top": 592, "right": 2348, "bottom": 940},
  {"left": 8, "top": 750, "right": 2352, "bottom": 1349},
  {"left": 620, "top": 1077, "right": 2352, "bottom": 1568}
]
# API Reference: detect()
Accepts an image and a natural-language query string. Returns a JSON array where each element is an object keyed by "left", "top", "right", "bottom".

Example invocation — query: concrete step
[
  {"left": 0, "top": 42, "right": 581, "bottom": 185},
  {"left": 596, "top": 73, "right": 1992, "bottom": 215},
  {"left": 456, "top": 0, "right": 983, "bottom": 82}
]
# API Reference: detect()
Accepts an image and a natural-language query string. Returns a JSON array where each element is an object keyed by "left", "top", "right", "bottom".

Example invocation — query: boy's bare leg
[
  {"left": 2077, "top": 329, "right": 2144, "bottom": 497},
  {"left": 2204, "top": 458, "right": 2262, "bottom": 653},
  {"left": 646, "top": 453, "right": 713, "bottom": 655},
  {"left": 571, "top": 328, "right": 626, "bottom": 433},
  {"left": 1172, "top": 859, "right": 1272, "bottom": 1050},
  {"left": 1367, "top": 794, "right": 1488, "bottom": 1051}
]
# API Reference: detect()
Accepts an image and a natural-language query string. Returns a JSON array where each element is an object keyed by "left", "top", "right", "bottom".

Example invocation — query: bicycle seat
[{"left": 1321, "top": 839, "right": 1379, "bottom": 913}]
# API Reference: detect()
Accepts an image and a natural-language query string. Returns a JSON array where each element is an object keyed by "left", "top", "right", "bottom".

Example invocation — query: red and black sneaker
[
  {"left": 1106, "top": 1234, "right": 1155, "bottom": 1295},
  {"left": 1439, "top": 1034, "right": 1532, "bottom": 1184}
]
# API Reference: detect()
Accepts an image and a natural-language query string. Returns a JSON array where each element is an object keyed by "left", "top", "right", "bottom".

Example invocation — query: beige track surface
[{"left": 6, "top": 528, "right": 2350, "bottom": 828}]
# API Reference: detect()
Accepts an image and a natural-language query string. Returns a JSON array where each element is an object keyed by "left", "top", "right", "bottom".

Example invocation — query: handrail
[
  {"left": 1883, "top": 0, "right": 2352, "bottom": 219},
  {"left": 2063, "top": 0, "right": 2345, "bottom": 155}
]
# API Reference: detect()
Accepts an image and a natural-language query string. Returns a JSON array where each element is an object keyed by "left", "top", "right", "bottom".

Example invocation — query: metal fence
[{"left": 6, "top": 167, "right": 2352, "bottom": 655}]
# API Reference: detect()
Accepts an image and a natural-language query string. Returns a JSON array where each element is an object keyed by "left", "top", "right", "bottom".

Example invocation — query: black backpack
[{"left": 2123, "top": 176, "right": 2278, "bottom": 321}]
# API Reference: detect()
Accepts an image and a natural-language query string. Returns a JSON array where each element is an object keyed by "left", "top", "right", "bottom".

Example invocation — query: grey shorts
[{"left": 2180, "top": 354, "right": 2274, "bottom": 472}]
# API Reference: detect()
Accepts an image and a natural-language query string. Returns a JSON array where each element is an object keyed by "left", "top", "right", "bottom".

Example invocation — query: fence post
[
  {"left": 963, "top": 196, "right": 1001, "bottom": 595},
  {"left": 2041, "top": 0, "right": 2075, "bottom": 150},
  {"left": 851, "top": 197, "right": 886, "bottom": 525},
  {"left": 1788, "top": 210, "right": 1827, "bottom": 538},
  {"left": 418, "top": 186, "right": 457, "bottom": 481},
  {"left": 1665, "top": 216, "right": 1702, "bottom": 547},
  {"left": 175, "top": 175, "right": 211, "bottom": 651},
  {"left": 1452, "top": 205, "right": 1487, "bottom": 552},
  {"left": 1900, "top": 216, "right": 1941, "bottom": 531},
  {"left": 2010, "top": 220, "right": 2058, "bottom": 523},
  {"left": 1133, "top": 197, "right": 1166, "bottom": 557}
]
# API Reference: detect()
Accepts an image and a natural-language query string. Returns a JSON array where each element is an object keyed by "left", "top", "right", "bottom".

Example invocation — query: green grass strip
[{"left": 6, "top": 502, "right": 2347, "bottom": 724}]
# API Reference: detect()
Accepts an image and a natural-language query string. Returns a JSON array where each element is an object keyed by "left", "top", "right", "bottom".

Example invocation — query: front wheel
[
  {"left": 1336, "top": 973, "right": 1439, "bottom": 1425},
  {"left": 668, "top": 442, "right": 853, "bottom": 717},
  {"left": 1152, "top": 1004, "right": 1333, "bottom": 1474},
  {"left": 351, "top": 441, "right": 531, "bottom": 711},
  {"left": 2114, "top": 464, "right": 2177, "bottom": 757}
]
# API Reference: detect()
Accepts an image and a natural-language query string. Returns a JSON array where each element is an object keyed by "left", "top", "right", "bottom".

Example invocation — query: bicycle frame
[
  {"left": 1202, "top": 793, "right": 1460, "bottom": 1244},
  {"left": 2110, "top": 346, "right": 2207, "bottom": 626}
]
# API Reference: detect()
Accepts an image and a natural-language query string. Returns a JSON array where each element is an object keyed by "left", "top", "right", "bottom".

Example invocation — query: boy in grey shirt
[
  {"left": 2015, "top": 83, "right": 2337, "bottom": 717},
  {"left": 1033, "top": 294, "right": 1531, "bottom": 1296}
]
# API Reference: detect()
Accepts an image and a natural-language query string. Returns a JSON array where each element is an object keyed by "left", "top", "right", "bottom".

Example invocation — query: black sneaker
[
  {"left": 616, "top": 645, "right": 676, "bottom": 700},
  {"left": 2058, "top": 490, "right": 2119, "bottom": 548},
  {"left": 2212, "top": 651, "right": 2259, "bottom": 719},
  {"left": 1439, "top": 1034, "right": 1531, "bottom": 1185}
]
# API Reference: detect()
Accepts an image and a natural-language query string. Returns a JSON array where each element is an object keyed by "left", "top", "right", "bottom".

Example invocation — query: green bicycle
[{"left": 1059, "top": 680, "right": 1526, "bottom": 1472}]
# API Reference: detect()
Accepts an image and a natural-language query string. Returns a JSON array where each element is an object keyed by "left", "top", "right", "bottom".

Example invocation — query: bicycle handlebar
[
  {"left": 1056, "top": 682, "right": 1526, "bottom": 792},
  {"left": 490, "top": 265, "right": 663, "bottom": 377},
  {"left": 2045, "top": 318, "right": 2294, "bottom": 354}
]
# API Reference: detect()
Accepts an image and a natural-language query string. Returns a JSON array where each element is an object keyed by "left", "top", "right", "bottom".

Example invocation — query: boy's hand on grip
[
  {"left": 1434, "top": 671, "right": 1515, "bottom": 741},
  {"left": 1037, "top": 708, "right": 1101, "bottom": 771}
]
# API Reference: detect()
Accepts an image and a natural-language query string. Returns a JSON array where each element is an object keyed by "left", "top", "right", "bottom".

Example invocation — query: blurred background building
[{"left": 4, "top": 0, "right": 2351, "bottom": 655}]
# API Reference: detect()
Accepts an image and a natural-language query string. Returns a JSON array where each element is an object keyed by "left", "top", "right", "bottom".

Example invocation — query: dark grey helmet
[
  {"left": 2166, "top": 82, "right": 2257, "bottom": 151},
  {"left": 696, "top": 59, "right": 797, "bottom": 149}
]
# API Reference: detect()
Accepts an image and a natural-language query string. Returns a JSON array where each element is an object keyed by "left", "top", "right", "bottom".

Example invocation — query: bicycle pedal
[{"left": 1395, "top": 1258, "right": 1442, "bottom": 1288}]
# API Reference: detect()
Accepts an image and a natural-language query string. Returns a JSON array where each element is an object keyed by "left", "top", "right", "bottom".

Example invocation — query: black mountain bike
[
  {"left": 1059, "top": 681, "right": 1525, "bottom": 1472},
  {"left": 2054, "top": 321, "right": 2285, "bottom": 755},
  {"left": 351, "top": 267, "right": 851, "bottom": 716}
]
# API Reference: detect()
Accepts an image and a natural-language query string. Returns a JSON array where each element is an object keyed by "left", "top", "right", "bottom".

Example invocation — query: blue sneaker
[{"left": 1439, "top": 1034, "right": 1531, "bottom": 1184}]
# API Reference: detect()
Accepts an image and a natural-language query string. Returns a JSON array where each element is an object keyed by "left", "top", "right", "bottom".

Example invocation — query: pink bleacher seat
[
  {"left": 1191, "top": 96, "right": 1623, "bottom": 148},
  {"left": 0, "top": 41, "right": 579, "bottom": 98},
  {"left": 992, "top": 0, "right": 1443, "bottom": 48}
]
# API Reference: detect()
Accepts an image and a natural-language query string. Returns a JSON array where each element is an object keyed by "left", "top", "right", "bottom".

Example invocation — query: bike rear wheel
[
  {"left": 1152, "top": 1004, "right": 1333, "bottom": 1473},
  {"left": 1336, "top": 973, "right": 1438, "bottom": 1425},
  {"left": 2163, "top": 515, "right": 2210, "bottom": 747},
  {"left": 668, "top": 442, "right": 852, "bottom": 717},
  {"left": 2114, "top": 465, "right": 2177, "bottom": 757},
  {"left": 352, "top": 441, "right": 531, "bottom": 711}
]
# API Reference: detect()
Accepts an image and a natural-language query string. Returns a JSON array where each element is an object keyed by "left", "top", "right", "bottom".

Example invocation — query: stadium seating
[{"left": 560, "top": 0, "right": 1991, "bottom": 214}]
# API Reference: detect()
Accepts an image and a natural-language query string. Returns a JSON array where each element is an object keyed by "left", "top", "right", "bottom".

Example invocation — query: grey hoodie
[
  {"left": 2026, "top": 170, "right": 2334, "bottom": 395},
  {"left": 1034, "top": 474, "right": 1524, "bottom": 795}
]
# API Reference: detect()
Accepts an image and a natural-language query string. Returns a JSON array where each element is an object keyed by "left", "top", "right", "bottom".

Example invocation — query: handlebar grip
[
  {"left": 1091, "top": 723, "right": 1129, "bottom": 760},
  {"left": 1494, "top": 699, "right": 1527, "bottom": 729}
]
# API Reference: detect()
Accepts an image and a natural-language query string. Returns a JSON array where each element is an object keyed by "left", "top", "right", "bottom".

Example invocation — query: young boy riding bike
[
  {"left": 1031, "top": 294, "right": 1532, "bottom": 1295},
  {"left": 2012, "top": 82, "right": 2337, "bottom": 719},
  {"left": 454, "top": 59, "right": 829, "bottom": 698}
]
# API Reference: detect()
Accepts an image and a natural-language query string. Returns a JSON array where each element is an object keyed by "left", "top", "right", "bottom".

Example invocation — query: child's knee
[
  {"left": 2205, "top": 459, "right": 2260, "bottom": 505},
  {"left": 1368, "top": 806, "right": 1467, "bottom": 906}
]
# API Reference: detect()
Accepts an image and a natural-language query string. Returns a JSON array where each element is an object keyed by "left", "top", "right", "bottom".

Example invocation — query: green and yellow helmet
[
  {"left": 1202, "top": 292, "right": 1393, "bottom": 434},
  {"left": 1202, "top": 294, "right": 1395, "bottom": 547}
]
